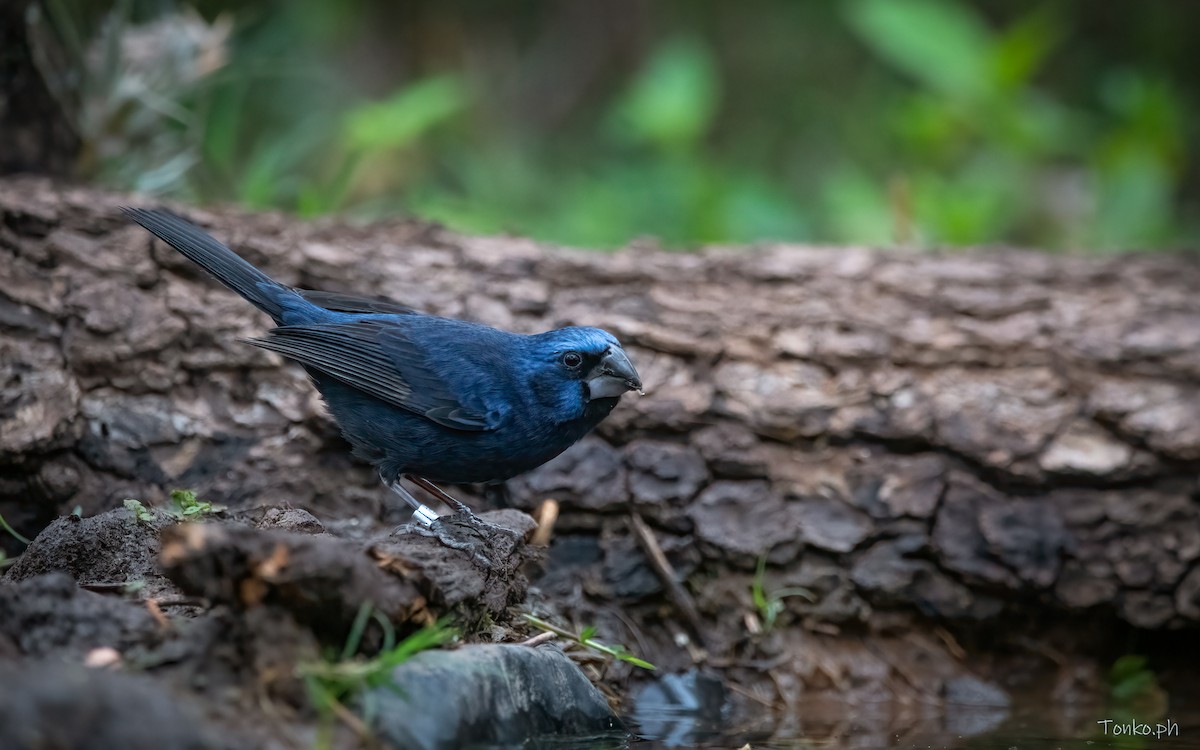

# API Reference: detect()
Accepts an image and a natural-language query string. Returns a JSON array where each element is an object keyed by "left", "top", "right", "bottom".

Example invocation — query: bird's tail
[{"left": 123, "top": 207, "right": 300, "bottom": 324}]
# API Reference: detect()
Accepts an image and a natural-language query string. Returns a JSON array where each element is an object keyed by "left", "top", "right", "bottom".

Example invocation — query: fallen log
[{"left": 3, "top": 176, "right": 1200, "bottom": 729}]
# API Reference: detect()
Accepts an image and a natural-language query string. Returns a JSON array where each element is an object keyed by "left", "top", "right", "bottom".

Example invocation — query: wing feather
[{"left": 248, "top": 319, "right": 494, "bottom": 431}]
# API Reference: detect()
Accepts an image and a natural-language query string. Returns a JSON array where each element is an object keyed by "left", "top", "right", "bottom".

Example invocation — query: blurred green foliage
[{"left": 28, "top": 0, "right": 1199, "bottom": 250}]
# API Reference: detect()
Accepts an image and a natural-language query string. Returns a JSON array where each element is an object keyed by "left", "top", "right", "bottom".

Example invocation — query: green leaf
[
  {"left": 343, "top": 76, "right": 466, "bottom": 153},
  {"left": 846, "top": 0, "right": 993, "bottom": 98},
  {"left": 168, "top": 489, "right": 220, "bottom": 520},
  {"left": 0, "top": 510, "right": 31, "bottom": 545},
  {"left": 611, "top": 35, "right": 718, "bottom": 148},
  {"left": 123, "top": 498, "right": 155, "bottom": 525},
  {"left": 1091, "top": 147, "right": 1172, "bottom": 250},
  {"left": 990, "top": 7, "right": 1062, "bottom": 91},
  {"left": 822, "top": 167, "right": 896, "bottom": 245},
  {"left": 617, "top": 653, "right": 657, "bottom": 670}
]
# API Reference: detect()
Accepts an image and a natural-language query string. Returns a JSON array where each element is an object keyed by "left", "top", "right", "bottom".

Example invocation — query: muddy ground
[{"left": 4, "top": 178, "right": 1200, "bottom": 747}]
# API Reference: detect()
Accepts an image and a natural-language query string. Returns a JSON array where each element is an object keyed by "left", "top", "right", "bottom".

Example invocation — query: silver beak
[{"left": 586, "top": 347, "right": 643, "bottom": 400}]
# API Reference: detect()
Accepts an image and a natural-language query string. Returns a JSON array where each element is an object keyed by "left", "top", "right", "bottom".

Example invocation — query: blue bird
[{"left": 123, "top": 208, "right": 642, "bottom": 528}]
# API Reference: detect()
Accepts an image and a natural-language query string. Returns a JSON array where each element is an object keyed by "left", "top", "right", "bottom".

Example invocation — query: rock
[
  {"left": 942, "top": 676, "right": 1011, "bottom": 736},
  {"left": 6, "top": 507, "right": 176, "bottom": 598},
  {"left": 0, "top": 662, "right": 228, "bottom": 750},
  {"left": 369, "top": 644, "right": 623, "bottom": 750},
  {"left": 256, "top": 506, "right": 325, "bottom": 534},
  {"left": 0, "top": 573, "right": 160, "bottom": 659},
  {"left": 629, "top": 669, "right": 728, "bottom": 746}
]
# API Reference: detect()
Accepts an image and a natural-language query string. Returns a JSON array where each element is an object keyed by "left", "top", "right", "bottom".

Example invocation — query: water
[
  {"left": 620, "top": 704, "right": 1200, "bottom": 750},
  {"left": 474, "top": 705, "right": 1200, "bottom": 750}
]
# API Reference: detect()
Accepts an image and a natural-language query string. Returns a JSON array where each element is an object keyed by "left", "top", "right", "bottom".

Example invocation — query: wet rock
[
  {"left": 944, "top": 675, "right": 1011, "bottom": 707},
  {"left": 630, "top": 669, "right": 728, "bottom": 747},
  {"left": 942, "top": 677, "right": 1011, "bottom": 736},
  {"left": 369, "top": 644, "right": 623, "bottom": 750}
]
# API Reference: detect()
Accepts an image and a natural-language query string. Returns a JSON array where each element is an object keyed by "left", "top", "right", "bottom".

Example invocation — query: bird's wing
[
  {"left": 296, "top": 289, "right": 416, "bottom": 316},
  {"left": 247, "top": 319, "right": 496, "bottom": 431}
]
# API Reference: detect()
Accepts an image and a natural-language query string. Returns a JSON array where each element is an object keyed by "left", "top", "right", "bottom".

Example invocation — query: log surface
[{"left": 4, "top": 176, "right": 1200, "bottom": 636}]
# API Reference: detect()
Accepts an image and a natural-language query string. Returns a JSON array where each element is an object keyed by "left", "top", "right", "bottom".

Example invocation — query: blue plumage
[{"left": 124, "top": 208, "right": 642, "bottom": 508}]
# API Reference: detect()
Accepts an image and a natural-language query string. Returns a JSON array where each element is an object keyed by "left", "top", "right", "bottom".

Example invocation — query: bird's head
[{"left": 525, "top": 326, "right": 642, "bottom": 422}]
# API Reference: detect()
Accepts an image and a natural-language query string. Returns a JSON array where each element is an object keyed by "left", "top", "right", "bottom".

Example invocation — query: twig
[
  {"left": 530, "top": 498, "right": 558, "bottom": 547},
  {"left": 628, "top": 511, "right": 707, "bottom": 646},
  {"left": 725, "top": 680, "right": 780, "bottom": 711},
  {"left": 328, "top": 696, "right": 380, "bottom": 749},
  {"left": 145, "top": 599, "right": 170, "bottom": 629},
  {"left": 519, "top": 631, "right": 557, "bottom": 648}
]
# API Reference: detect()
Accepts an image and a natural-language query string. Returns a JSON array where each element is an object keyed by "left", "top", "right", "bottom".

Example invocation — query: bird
[{"left": 123, "top": 208, "right": 642, "bottom": 533}]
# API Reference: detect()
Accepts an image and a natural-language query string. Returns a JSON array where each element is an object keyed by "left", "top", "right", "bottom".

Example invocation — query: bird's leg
[
  {"left": 386, "top": 474, "right": 499, "bottom": 567},
  {"left": 404, "top": 474, "right": 514, "bottom": 545},
  {"left": 382, "top": 472, "right": 438, "bottom": 526},
  {"left": 404, "top": 475, "right": 476, "bottom": 517}
]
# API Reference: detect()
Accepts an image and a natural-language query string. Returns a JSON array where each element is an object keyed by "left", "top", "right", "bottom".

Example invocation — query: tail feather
[{"left": 123, "top": 207, "right": 293, "bottom": 323}]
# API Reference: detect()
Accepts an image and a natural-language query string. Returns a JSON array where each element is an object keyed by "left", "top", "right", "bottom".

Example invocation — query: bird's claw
[{"left": 395, "top": 514, "right": 501, "bottom": 568}]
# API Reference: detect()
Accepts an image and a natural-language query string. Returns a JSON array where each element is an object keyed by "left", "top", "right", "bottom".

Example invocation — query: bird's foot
[
  {"left": 396, "top": 514, "right": 496, "bottom": 568},
  {"left": 388, "top": 474, "right": 515, "bottom": 566}
]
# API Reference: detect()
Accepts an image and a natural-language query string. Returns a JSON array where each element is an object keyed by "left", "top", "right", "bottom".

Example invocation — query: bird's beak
[{"left": 586, "top": 347, "right": 643, "bottom": 400}]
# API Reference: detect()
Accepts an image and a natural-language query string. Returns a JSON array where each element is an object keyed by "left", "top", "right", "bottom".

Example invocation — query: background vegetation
[{"left": 25, "top": 0, "right": 1200, "bottom": 251}]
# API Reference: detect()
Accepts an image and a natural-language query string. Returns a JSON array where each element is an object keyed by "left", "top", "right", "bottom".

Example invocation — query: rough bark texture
[{"left": 4, "top": 177, "right": 1200, "bottom": 724}]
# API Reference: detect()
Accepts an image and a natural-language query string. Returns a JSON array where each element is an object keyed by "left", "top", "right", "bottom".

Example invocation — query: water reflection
[{"left": 623, "top": 699, "right": 1200, "bottom": 750}]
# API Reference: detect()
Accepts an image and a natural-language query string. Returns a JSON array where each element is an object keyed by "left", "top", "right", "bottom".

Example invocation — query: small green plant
[
  {"left": 1110, "top": 655, "right": 1167, "bottom": 712},
  {"left": 521, "top": 613, "right": 656, "bottom": 670},
  {"left": 167, "top": 489, "right": 222, "bottom": 520},
  {"left": 123, "top": 498, "right": 156, "bottom": 525},
  {"left": 299, "top": 604, "right": 455, "bottom": 744},
  {"left": 0, "top": 510, "right": 31, "bottom": 546},
  {"left": 0, "top": 550, "right": 11, "bottom": 570},
  {"left": 751, "top": 555, "right": 814, "bottom": 632}
]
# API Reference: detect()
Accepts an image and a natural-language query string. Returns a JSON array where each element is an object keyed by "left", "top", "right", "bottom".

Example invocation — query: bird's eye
[{"left": 561, "top": 351, "right": 583, "bottom": 369}]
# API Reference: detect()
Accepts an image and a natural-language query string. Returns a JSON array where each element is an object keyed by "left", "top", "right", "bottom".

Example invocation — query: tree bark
[{"left": 4, "top": 176, "right": 1200, "bottom": 713}]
